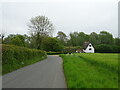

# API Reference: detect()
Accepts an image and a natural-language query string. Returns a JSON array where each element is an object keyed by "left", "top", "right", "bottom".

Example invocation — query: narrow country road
[{"left": 2, "top": 55, "right": 67, "bottom": 88}]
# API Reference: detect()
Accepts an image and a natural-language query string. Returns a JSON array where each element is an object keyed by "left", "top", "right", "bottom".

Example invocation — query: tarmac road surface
[{"left": 2, "top": 55, "right": 67, "bottom": 88}]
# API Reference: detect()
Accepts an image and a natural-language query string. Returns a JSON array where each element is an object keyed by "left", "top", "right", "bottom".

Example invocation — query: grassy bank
[
  {"left": 2, "top": 44, "right": 47, "bottom": 75},
  {"left": 60, "top": 53, "right": 118, "bottom": 88},
  {"left": 47, "top": 52, "right": 62, "bottom": 55}
]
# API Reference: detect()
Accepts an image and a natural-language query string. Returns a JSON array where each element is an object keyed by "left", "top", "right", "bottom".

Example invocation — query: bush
[
  {"left": 41, "top": 37, "right": 63, "bottom": 52},
  {"left": 47, "top": 52, "right": 62, "bottom": 55},
  {"left": 62, "top": 46, "right": 81, "bottom": 54},
  {"left": 2, "top": 44, "right": 47, "bottom": 74},
  {"left": 95, "top": 44, "right": 120, "bottom": 53}
]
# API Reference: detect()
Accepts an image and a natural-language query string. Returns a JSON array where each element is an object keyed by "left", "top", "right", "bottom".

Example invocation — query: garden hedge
[
  {"left": 95, "top": 44, "right": 120, "bottom": 53},
  {"left": 2, "top": 44, "right": 47, "bottom": 74}
]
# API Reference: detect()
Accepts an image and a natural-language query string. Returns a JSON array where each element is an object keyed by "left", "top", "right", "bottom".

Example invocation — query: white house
[{"left": 83, "top": 42, "right": 95, "bottom": 53}]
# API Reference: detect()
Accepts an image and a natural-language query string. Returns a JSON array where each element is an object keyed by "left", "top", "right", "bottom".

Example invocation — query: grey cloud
[{"left": 1, "top": 1, "right": 118, "bottom": 37}]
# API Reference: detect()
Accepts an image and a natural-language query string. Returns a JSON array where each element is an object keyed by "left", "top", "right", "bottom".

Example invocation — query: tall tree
[
  {"left": 114, "top": 37, "right": 120, "bottom": 46},
  {"left": 69, "top": 32, "right": 79, "bottom": 46},
  {"left": 69, "top": 32, "right": 88, "bottom": 46},
  {"left": 3, "top": 34, "right": 26, "bottom": 47},
  {"left": 56, "top": 31, "right": 67, "bottom": 46},
  {"left": 41, "top": 37, "right": 63, "bottom": 52},
  {"left": 89, "top": 32, "right": 99, "bottom": 45},
  {"left": 0, "top": 33, "right": 5, "bottom": 44},
  {"left": 28, "top": 16, "right": 54, "bottom": 49},
  {"left": 99, "top": 31, "right": 113, "bottom": 44},
  {"left": 77, "top": 32, "right": 87, "bottom": 46}
]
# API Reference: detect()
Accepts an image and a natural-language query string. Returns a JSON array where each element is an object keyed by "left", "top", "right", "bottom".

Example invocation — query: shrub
[
  {"left": 41, "top": 37, "right": 63, "bottom": 52},
  {"left": 47, "top": 52, "right": 62, "bottom": 55},
  {"left": 95, "top": 44, "right": 120, "bottom": 53},
  {"left": 2, "top": 44, "right": 47, "bottom": 74},
  {"left": 62, "top": 46, "right": 81, "bottom": 54}
]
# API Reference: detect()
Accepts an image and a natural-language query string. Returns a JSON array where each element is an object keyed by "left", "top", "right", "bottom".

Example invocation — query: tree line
[{"left": 1, "top": 16, "right": 120, "bottom": 53}]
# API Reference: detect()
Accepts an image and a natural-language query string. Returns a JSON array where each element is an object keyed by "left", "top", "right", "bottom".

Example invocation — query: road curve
[{"left": 2, "top": 55, "right": 67, "bottom": 88}]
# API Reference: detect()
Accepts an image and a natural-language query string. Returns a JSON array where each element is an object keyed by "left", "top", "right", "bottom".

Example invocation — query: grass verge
[
  {"left": 3, "top": 56, "right": 46, "bottom": 75},
  {"left": 47, "top": 52, "right": 62, "bottom": 55},
  {"left": 60, "top": 53, "right": 118, "bottom": 88}
]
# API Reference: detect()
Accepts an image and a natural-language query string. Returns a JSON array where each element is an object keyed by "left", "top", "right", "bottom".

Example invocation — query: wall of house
[{"left": 84, "top": 43, "right": 94, "bottom": 53}]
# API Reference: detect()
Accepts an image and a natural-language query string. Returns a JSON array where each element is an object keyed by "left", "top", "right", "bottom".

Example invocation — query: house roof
[
  {"left": 76, "top": 49, "right": 83, "bottom": 52},
  {"left": 83, "top": 42, "right": 91, "bottom": 49},
  {"left": 76, "top": 49, "right": 83, "bottom": 51}
]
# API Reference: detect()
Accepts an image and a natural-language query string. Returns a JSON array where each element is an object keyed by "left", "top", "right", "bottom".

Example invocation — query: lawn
[{"left": 60, "top": 53, "right": 118, "bottom": 88}]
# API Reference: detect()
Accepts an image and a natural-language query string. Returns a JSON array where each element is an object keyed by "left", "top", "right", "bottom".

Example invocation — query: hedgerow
[
  {"left": 2, "top": 44, "right": 47, "bottom": 74},
  {"left": 47, "top": 52, "right": 62, "bottom": 55}
]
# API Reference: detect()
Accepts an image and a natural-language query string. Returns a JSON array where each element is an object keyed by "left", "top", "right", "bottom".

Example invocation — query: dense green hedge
[
  {"left": 47, "top": 52, "right": 63, "bottom": 55},
  {"left": 2, "top": 44, "right": 47, "bottom": 74},
  {"left": 95, "top": 44, "right": 120, "bottom": 53},
  {"left": 61, "top": 46, "right": 81, "bottom": 54}
]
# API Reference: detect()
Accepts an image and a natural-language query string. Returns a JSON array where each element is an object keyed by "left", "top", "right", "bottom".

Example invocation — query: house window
[
  {"left": 89, "top": 48, "right": 92, "bottom": 50},
  {"left": 89, "top": 45, "right": 91, "bottom": 47}
]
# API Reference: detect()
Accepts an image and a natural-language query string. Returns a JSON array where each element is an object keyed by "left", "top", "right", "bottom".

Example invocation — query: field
[{"left": 60, "top": 53, "right": 118, "bottom": 88}]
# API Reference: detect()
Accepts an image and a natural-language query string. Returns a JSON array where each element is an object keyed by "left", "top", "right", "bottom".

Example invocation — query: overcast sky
[{"left": 0, "top": 0, "right": 119, "bottom": 37}]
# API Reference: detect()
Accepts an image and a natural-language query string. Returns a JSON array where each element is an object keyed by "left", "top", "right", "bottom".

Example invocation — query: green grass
[
  {"left": 3, "top": 56, "right": 46, "bottom": 75},
  {"left": 76, "top": 53, "right": 118, "bottom": 73},
  {"left": 47, "top": 52, "right": 62, "bottom": 55},
  {"left": 60, "top": 53, "right": 118, "bottom": 88}
]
